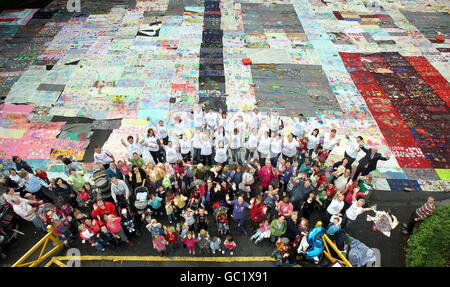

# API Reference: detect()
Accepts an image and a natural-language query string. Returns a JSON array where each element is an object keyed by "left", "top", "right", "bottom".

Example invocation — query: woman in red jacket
[
  {"left": 256, "top": 160, "right": 278, "bottom": 192},
  {"left": 91, "top": 199, "right": 117, "bottom": 221},
  {"left": 248, "top": 195, "right": 268, "bottom": 232}
]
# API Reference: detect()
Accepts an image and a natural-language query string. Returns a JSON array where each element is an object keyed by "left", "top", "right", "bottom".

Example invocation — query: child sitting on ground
[
  {"left": 250, "top": 217, "right": 271, "bottom": 245},
  {"left": 222, "top": 235, "right": 236, "bottom": 256},
  {"left": 210, "top": 236, "right": 221, "bottom": 254}
]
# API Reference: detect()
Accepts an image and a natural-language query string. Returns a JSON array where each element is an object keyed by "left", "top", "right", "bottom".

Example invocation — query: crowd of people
[{"left": 1, "top": 103, "right": 403, "bottom": 266}]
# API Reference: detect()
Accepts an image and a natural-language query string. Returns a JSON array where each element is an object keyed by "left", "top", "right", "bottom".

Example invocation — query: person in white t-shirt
[
  {"left": 343, "top": 196, "right": 373, "bottom": 230},
  {"left": 94, "top": 146, "right": 115, "bottom": 170},
  {"left": 11, "top": 197, "right": 47, "bottom": 232},
  {"left": 344, "top": 134, "right": 364, "bottom": 166},
  {"left": 270, "top": 133, "right": 283, "bottom": 167},
  {"left": 257, "top": 131, "right": 271, "bottom": 166},
  {"left": 218, "top": 109, "right": 229, "bottom": 133},
  {"left": 144, "top": 128, "right": 165, "bottom": 164},
  {"left": 290, "top": 113, "right": 306, "bottom": 138},
  {"left": 192, "top": 128, "right": 203, "bottom": 164},
  {"left": 324, "top": 193, "right": 345, "bottom": 224},
  {"left": 148, "top": 116, "right": 170, "bottom": 145},
  {"left": 229, "top": 127, "right": 243, "bottom": 165},
  {"left": 334, "top": 168, "right": 353, "bottom": 194},
  {"left": 245, "top": 128, "right": 259, "bottom": 161},
  {"left": 214, "top": 126, "right": 228, "bottom": 148},
  {"left": 249, "top": 108, "right": 261, "bottom": 130},
  {"left": 281, "top": 134, "right": 298, "bottom": 162},
  {"left": 306, "top": 128, "right": 320, "bottom": 159},
  {"left": 121, "top": 135, "right": 142, "bottom": 158},
  {"left": 204, "top": 107, "right": 218, "bottom": 133},
  {"left": 200, "top": 134, "right": 213, "bottom": 166},
  {"left": 214, "top": 140, "right": 228, "bottom": 165},
  {"left": 193, "top": 103, "right": 205, "bottom": 130},
  {"left": 164, "top": 140, "right": 180, "bottom": 164},
  {"left": 322, "top": 129, "right": 340, "bottom": 153},
  {"left": 268, "top": 109, "right": 280, "bottom": 137},
  {"left": 233, "top": 115, "right": 246, "bottom": 136},
  {"left": 172, "top": 115, "right": 186, "bottom": 140},
  {"left": 176, "top": 134, "right": 192, "bottom": 163}
]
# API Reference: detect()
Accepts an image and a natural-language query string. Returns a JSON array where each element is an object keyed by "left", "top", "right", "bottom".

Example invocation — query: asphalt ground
[{"left": 2, "top": 190, "right": 449, "bottom": 267}]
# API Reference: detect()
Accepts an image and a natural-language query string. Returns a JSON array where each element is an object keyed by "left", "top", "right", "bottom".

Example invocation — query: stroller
[
  {"left": 213, "top": 205, "right": 229, "bottom": 235},
  {"left": 119, "top": 205, "right": 139, "bottom": 236},
  {"left": 134, "top": 186, "right": 149, "bottom": 215},
  {"left": 0, "top": 197, "right": 21, "bottom": 258},
  {"left": 37, "top": 203, "right": 57, "bottom": 225}
]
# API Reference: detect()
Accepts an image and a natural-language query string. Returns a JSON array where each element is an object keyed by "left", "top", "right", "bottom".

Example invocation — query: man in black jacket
[{"left": 353, "top": 146, "right": 390, "bottom": 181}]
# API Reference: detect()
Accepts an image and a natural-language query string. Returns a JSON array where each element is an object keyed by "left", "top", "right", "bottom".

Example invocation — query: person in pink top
[
  {"left": 250, "top": 218, "right": 271, "bottom": 245},
  {"left": 276, "top": 197, "right": 294, "bottom": 218},
  {"left": 117, "top": 159, "right": 131, "bottom": 180},
  {"left": 181, "top": 231, "right": 198, "bottom": 255},
  {"left": 342, "top": 185, "right": 365, "bottom": 214},
  {"left": 105, "top": 214, "right": 133, "bottom": 246},
  {"left": 153, "top": 234, "right": 168, "bottom": 256},
  {"left": 256, "top": 160, "right": 278, "bottom": 192}
]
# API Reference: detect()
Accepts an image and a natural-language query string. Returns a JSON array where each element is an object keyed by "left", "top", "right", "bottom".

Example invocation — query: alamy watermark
[{"left": 65, "top": 248, "right": 81, "bottom": 267}]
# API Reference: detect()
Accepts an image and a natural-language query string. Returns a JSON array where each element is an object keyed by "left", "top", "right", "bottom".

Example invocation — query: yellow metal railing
[
  {"left": 12, "top": 225, "right": 64, "bottom": 267},
  {"left": 322, "top": 234, "right": 352, "bottom": 267},
  {"left": 314, "top": 221, "right": 352, "bottom": 267}
]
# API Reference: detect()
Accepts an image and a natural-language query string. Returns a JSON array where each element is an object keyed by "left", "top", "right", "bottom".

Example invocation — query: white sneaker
[
  {"left": 230, "top": 251, "right": 233, "bottom": 256},
  {"left": 212, "top": 250, "right": 215, "bottom": 254},
  {"left": 222, "top": 250, "right": 225, "bottom": 254}
]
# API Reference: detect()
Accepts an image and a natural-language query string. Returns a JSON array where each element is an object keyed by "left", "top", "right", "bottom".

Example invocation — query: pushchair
[
  {"left": 0, "top": 197, "right": 21, "bottom": 248},
  {"left": 37, "top": 203, "right": 56, "bottom": 225},
  {"left": 134, "top": 186, "right": 149, "bottom": 215},
  {"left": 38, "top": 203, "right": 71, "bottom": 231},
  {"left": 213, "top": 205, "right": 229, "bottom": 235},
  {"left": 119, "top": 205, "right": 139, "bottom": 236}
]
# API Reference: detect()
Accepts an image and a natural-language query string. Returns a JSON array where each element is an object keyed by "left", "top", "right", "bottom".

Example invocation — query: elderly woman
[{"left": 194, "top": 163, "right": 212, "bottom": 184}]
